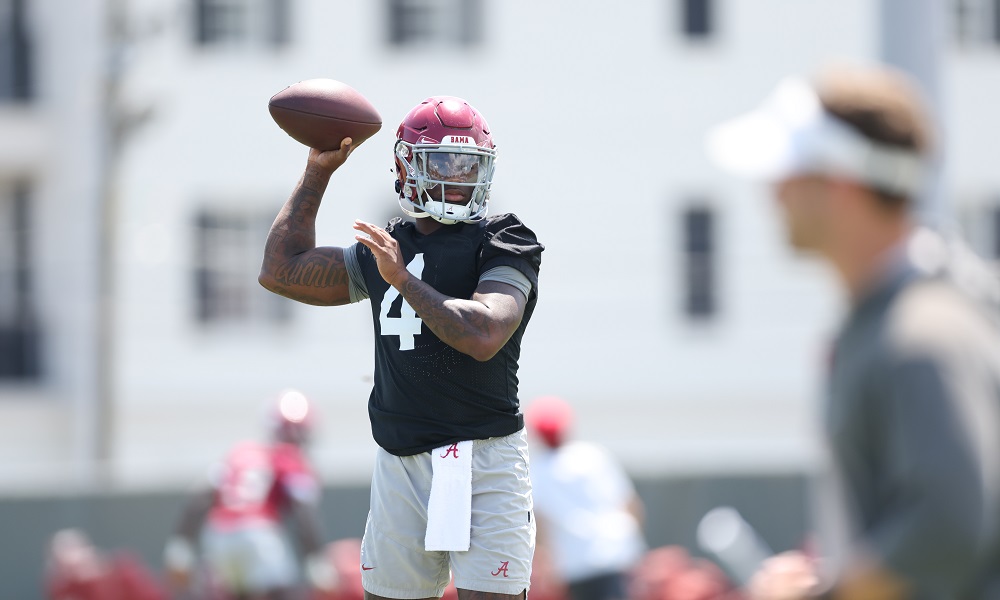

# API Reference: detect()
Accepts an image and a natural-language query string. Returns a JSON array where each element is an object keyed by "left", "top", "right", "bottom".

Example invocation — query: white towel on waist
[{"left": 425, "top": 440, "right": 474, "bottom": 551}]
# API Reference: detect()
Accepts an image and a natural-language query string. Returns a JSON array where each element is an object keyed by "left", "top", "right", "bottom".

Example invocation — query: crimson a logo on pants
[{"left": 491, "top": 561, "right": 509, "bottom": 577}]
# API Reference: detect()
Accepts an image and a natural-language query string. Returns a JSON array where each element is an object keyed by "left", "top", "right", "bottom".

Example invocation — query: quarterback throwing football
[{"left": 259, "top": 96, "right": 543, "bottom": 600}]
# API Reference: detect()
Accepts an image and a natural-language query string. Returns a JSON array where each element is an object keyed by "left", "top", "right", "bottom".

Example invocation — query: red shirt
[
  {"left": 207, "top": 441, "right": 318, "bottom": 530},
  {"left": 45, "top": 553, "right": 166, "bottom": 600}
]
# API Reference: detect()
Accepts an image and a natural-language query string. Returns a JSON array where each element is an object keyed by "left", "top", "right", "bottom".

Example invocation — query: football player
[
  {"left": 164, "top": 390, "right": 335, "bottom": 600},
  {"left": 45, "top": 528, "right": 167, "bottom": 600},
  {"left": 259, "top": 96, "right": 543, "bottom": 600}
]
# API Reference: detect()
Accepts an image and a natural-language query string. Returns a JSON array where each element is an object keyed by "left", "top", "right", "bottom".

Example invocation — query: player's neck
[{"left": 414, "top": 217, "right": 450, "bottom": 236}]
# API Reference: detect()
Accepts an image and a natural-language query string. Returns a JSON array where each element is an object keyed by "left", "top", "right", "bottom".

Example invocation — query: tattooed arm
[
  {"left": 259, "top": 140, "right": 355, "bottom": 306},
  {"left": 400, "top": 278, "right": 526, "bottom": 362},
  {"left": 353, "top": 220, "right": 527, "bottom": 362}
]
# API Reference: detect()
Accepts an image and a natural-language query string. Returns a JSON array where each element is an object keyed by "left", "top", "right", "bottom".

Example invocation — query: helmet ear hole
[{"left": 394, "top": 179, "right": 402, "bottom": 194}]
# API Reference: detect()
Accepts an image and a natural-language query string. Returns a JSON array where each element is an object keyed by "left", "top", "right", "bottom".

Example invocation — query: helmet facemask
[{"left": 395, "top": 139, "right": 496, "bottom": 225}]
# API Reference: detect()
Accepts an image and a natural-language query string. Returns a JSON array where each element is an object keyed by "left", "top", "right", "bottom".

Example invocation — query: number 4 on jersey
[{"left": 379, "top": 253, "right": 425, "bottom": 351}]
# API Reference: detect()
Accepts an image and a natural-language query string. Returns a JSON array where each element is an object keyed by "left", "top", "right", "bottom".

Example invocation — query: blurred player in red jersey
[
  {"left": 164, "top": 390, "right": 336, "bottom": 600},
  {"left": 45, "top": 528, "right": 168, "bottom": 600}
]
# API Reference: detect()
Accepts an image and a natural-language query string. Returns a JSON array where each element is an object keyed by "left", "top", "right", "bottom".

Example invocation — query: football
[{"left": 268, "top": 79, "right": 382, "bottom": 151}]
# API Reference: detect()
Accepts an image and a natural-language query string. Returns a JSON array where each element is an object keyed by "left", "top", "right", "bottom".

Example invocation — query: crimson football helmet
[
  {"left": 524, "top": 396, "right": 573, "bottom": 449},
  {"left": 394, "top": 96, "right": 496, "bottom": 224},
  {"left": 268, "top": 389, "right": 314, "bottom": 446}
]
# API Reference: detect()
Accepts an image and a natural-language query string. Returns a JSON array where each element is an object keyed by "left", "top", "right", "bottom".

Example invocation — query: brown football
[{"left": 268, "top": 79, "right": 382, "bottom": 151}]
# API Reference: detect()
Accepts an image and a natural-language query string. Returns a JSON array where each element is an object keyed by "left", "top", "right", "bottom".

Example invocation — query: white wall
[
  {"left": 8, "top": 0, "right": 989, "bottom": 492},
  {"left": 107, "top": 0, "right": 875, "bottom": 487},
  {"left": 0, "top": 0, "right": 107, "bottom": 487}
]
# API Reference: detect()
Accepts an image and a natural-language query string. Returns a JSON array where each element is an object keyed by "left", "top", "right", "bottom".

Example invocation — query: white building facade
[{"left": 2, "top": 0, "right": 999, "bottom": 493}]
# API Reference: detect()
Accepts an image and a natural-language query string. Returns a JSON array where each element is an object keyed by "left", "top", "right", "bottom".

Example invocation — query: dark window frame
[
  {"left": 681, "top": 0, "right": 713, "bottom": 39},
  {"left": 681, "top": 204, "right": 717, "bottom": 320},
  {"left": 992, "top": 203, "right": 1000, "bottom": 259},
  {"left": 194, "top": 0, "right": 291, "bottom": 49},
  {"left": 0, "top": 0, "right": 33, "bottom": 101},
  {"left": 952, "top": 0, "right": 1000, "bottom": 46},
  {"left": 994, "top": 0, "right": 1000, "bottom": 43},
  {"left": 0, "top": 181, "right": 42, "bottom": 380},
  {"left": 386, "top": 0, "right": 483, "bottom": 48},
  {"left": 193, "top": 208, "right": 291, "bottom": 326}
]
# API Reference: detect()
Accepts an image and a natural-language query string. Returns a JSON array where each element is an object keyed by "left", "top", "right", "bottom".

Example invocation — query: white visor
[{"left": 706, "top": 78, "right": 925, "bottom": 196}]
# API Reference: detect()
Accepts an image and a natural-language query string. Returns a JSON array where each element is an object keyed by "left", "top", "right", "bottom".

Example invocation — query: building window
[
  {"left": 991, "top": 205, "right": 1000, "bottom": 259},
  {"left": 0, "top": 182, "right": 42, "bottom": 380},
  {"left": 194, "top": 0, "right": 290, "bottom": 48},
  {"left": 953, "top": 0, "right": 1000, "bottom": 47},
  {"left": 681, "top": 0, "right": 713, "bottom": 39},
  {"left": 193, "top": 210, "right": 291, "bottom": 325},
  {"left": 682, "top": 205, "right": 716, "bottom": 319},
  {"left": 387, "top": 0, "right": 482, "bottom": 48},
  {"left": 0, "top": 0, "right": 32, "bottom": 101},
  {"left": 956, "top": 196, "right": 1000, "bottom": 264}
]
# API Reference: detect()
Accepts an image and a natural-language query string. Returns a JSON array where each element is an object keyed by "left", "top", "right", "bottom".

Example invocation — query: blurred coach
[{"left": 707, "top": 63, "right": 1000, "bottom": 600}]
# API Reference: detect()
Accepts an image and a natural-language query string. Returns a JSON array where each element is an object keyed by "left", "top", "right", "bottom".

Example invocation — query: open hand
[{"left": 353, "top": 220, "right": 408, "bottom": 288}]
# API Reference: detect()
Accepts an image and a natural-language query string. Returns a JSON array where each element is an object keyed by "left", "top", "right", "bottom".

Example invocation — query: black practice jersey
[{"left": 352, "top": 213, "right": 543, "bottom": 456}]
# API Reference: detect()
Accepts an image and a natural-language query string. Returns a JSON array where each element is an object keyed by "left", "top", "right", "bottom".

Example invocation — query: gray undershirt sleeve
[
  {"left": 479, "top": 265, "right": 531, "bottom": 300},
  {"left": 342, "top": 243, "right": 369, "bottom": 303}
]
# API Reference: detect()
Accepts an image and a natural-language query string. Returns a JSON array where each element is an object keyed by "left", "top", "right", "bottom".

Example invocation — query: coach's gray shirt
[{"left": 816, "top": 246, "right": 1000, "bottom": 599}]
